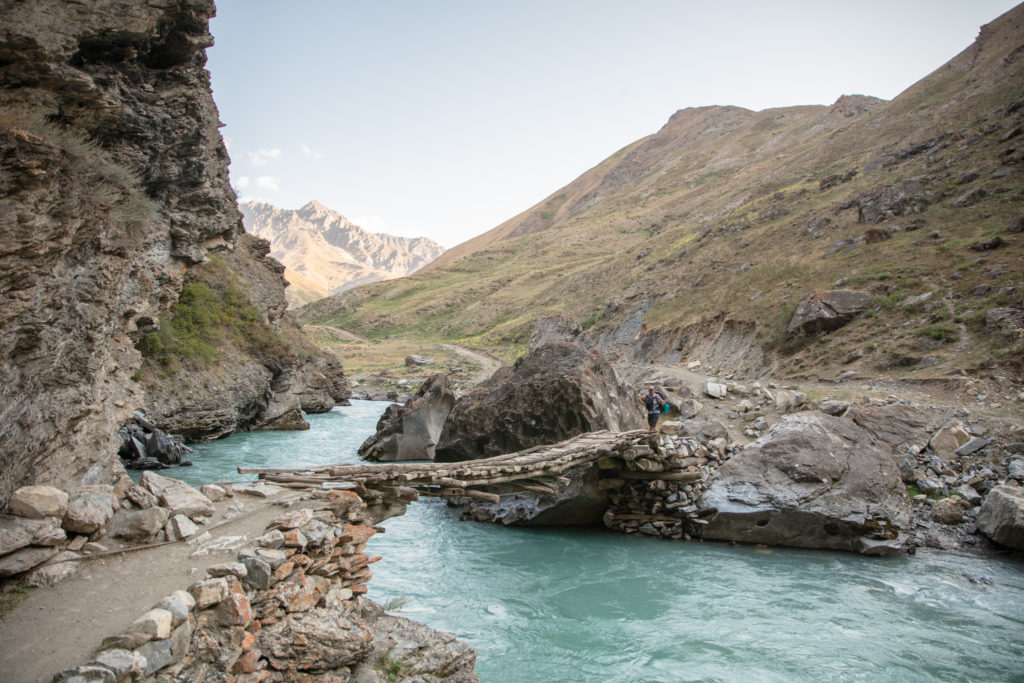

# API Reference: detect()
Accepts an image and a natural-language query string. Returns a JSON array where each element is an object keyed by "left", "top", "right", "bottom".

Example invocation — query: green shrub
[{"left": 137, "top": 261, "right": 291, "bottom": 371}]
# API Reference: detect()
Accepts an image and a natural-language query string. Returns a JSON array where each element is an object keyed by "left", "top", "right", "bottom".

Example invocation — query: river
[{"left": 175, "top": 401, "right": 1024, "bottom": 682}]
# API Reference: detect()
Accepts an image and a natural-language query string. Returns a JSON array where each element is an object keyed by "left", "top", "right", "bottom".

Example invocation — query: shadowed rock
[
  {"left": 359, "top": 374, "right": 457, "bottom": 462},
  {"left": 699, "top": 411, "right": 911, "bottom": 554},
  {"left": 435, "top": 342, "right": 644, "bottom": 461},
  {"left": 787, "top": 290, "right": 873, "bottom": 335}
]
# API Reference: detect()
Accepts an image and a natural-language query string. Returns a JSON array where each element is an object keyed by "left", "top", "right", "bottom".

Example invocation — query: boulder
[
  {"left": 139, "top": 471, "right": 214, "bottom": 519},
  {"left": 359, "top": 374, "right": 457, "bottom": 462},
  {"left": 0, "top": 515, "right": 66, "bottom": 555},
  {"left": 108, "top": 507, "right": 170, "bottom": 542},
  {"left": 848, "top": 403, "right": 929, "bottom": 451},
  {"left": 200, "top": 484, "right": 228, "bottom": 501},
  {"left": 8, "top": 486, "right": 69, "bottom": 519},
  {"left": 928, "top": 422, "right": 971, "bottom": 461},
  {"left": 704, "top": 382, "right": 728, "bottom": 399},
  {"left": 435, "top": 342, "right": 643, "bottom": 461},
  {"left": 681, "top": 418, "right": 728, "bottom": 440},
  {"left": 931, "top": 498, "right": 964, "bottom": 525},
  {"left": 63, "top": 486, "right": 118, "bottom": 534},
  {"left": 25, "top": 550, "right": 81, "bottom": 587},
  {"left": 0, "top": 545, "right": 59, "bottom": 577},
  {"left": 976, "top": 485, "right": 1024, "bottom": 551},
  {"left": 698, "top": 412, "right": 911, "bottom": 554},
  {"left": 257, "top": 607, "right": 373, "bottom": 672},
  {"left": 675, "top": 398, "right": 704, "bottom": 420},
  {"left": 774, "top": 390, "right": 806, "bottom": 412},
  {"left": 529, "top": 315, "right": 582, "bottom": 351},
  {"left": 786, "top": 290, "right": 873, "bottom": 335},
  {"left": 165, "top": 514, "right": 200, "bottom": 541}
]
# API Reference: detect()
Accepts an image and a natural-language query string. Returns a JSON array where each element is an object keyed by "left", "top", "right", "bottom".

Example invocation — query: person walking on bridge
[{"left": 639, "top": 387, "right": 664, "bottom": 431}]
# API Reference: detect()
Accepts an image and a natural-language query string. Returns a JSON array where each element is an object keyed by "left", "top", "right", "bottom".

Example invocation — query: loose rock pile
[
  {"left": 53, "top": 490, "right": 478, "bottom": 681},
  {"left": 117, "top": 410, "right": 194, "bottom": 470},
  {"left": 0, "top": 472, "right": 225, "bottom": 587},
  {"left": 600, "top": 425, "right": 733, "bottom": 540}
]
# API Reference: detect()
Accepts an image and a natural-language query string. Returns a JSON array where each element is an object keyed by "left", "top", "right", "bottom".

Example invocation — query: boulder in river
[
  {"left": 698, "top": 411, "right": 911, "bottom": 554},
  {"left": 435, "top": 342, "right": 643, "bottom": 461},
  {"left": 976, "top": 484, "right": 1024, "bottom": 551},
  {"left": 359, "top": 374, "right": 457, "bottom": 462}
]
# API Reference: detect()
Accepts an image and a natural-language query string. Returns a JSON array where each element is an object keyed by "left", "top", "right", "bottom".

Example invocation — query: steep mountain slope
[
  {"left": 299, "top": 4, "right": 1024, "bottom": 385},
  {"left": 242, "top": 200, "right": 445, "bottom": 307}
]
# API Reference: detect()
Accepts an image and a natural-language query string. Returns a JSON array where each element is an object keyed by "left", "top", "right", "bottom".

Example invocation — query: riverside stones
[
  {"left": 977, "top": 484, "right": 1024, "bottom": 551},
  {"left": 140, "top": 471, "right": 215, "bottom": 519},
  {"left": 108, "top": 507, "right": 171, "bottom": 542},
  {"left": 8, "top": 486, "right": 69, "bottom": 519},
  {"left": 63, "top": 486, "right": 118, "bottom": 534},
  {"left": 699, "top": 412, "right": 911, "bottom": 554}
]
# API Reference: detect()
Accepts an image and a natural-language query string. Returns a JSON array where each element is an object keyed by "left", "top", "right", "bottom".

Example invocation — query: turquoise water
[{"left": 182, "top": 401, "right": 1024, "bottom": 682}]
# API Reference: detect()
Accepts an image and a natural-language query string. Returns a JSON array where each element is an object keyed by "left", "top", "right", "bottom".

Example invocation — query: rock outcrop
[
  {"left": 359, "top": 374, "right": 457, "bottom": 461},
  {"left": 699, "top": 412, "right": 912, "bottom": 554},
  {"left": 787, "top": 290, "right": 874, "bottom": 335},
  {"left": 241, "top": 200, "right": 446, "bottom": 307},
  {"left": 435, "top": 342, "right": 644, "bottom": 461}
]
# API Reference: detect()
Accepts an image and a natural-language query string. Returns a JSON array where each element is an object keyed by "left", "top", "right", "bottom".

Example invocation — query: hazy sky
[{"left": 207, "top": 1, "right": 1019, "bottom": 247}]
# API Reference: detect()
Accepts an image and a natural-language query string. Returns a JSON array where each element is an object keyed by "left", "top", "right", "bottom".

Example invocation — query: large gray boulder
[
  {"left": 976, "top": 485, "right": 1024, "bottom": 551},
  {"left": 787, "top": 290, "right": 873, "bottom": 335},
  {"left": 435, "top": 342, "right": 643, "bottom": 461},
  {"left": 359, "top": 374, "right": 457, "bottom": 462},
  {"left": 698, "top": 412, "right": 911, "bottom": 554}
]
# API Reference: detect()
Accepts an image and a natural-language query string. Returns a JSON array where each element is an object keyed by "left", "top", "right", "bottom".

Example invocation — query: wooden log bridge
[{"left": 238, "top": 429, "right": 673, "bottom": 506}]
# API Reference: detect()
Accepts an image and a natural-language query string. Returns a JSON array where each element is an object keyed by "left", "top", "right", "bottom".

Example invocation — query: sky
[{"left": 207, "top": 0, "right": 1021, "bottom": 248}]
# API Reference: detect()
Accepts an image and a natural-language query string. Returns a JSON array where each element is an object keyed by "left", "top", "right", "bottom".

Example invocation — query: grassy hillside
[{"left": 298, "top": 5, "right": 1024, "bottom": 381}]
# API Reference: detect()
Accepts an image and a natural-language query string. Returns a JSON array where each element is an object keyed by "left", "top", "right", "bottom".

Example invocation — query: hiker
[{"left": 638, "top": 387, "right": 664, "bottom": 431}]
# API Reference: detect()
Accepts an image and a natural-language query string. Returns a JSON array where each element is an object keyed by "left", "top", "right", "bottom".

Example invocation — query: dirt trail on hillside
[
  {"left": 438, "top": 343, "right": 503, "bottom": 385},
  {"left": 0, "top": 489, "right": 304, "bottom": 683}
]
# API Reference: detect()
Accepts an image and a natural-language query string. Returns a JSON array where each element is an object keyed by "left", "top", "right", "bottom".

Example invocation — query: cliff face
[
  {"left": 241, "top": 200, "right": 446, "bottom": 307},
  {"left": 0, "top": 1, "right": 346, "bottom": 503}
]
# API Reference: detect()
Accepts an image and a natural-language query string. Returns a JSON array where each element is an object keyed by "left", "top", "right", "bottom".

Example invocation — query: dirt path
[
  {"left": 438, "top": 343, "right": 503, "bottom": 385},
  {"left": 0, "top": 488, "right": 303, "bottom": 683}
]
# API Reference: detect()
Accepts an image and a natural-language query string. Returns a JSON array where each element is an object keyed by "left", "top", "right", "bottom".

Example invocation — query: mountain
[
  {"left": 241, "top": 200, "right": 446, "bottom": 307},
  {"left": 298, "top": 3, "right": 1024, "bottom": 384}
]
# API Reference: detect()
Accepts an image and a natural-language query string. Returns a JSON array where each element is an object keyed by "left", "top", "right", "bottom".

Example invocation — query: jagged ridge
[{"left": 242, "top": 200, "right": 446, "bottom": 307}]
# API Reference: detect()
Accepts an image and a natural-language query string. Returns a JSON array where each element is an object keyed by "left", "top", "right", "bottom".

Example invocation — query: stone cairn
[
  {"left": 599, "top": 423, "right": 736, "bottom": 541},
  {"left": 51, "top": 490, "right": 401, "bottom": 680}
]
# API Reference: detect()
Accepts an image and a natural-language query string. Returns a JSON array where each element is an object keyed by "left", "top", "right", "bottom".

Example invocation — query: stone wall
[{"left": 36, "top": 482, "right": 477, "bottom": 681}]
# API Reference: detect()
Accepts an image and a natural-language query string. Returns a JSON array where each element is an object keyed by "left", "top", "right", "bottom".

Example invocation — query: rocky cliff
[
  {"left": 241, "top": 200, "right": 445, "bottom": 307},
  {"left": 0, "top": 0, "right": 346, "bottom": 503}
]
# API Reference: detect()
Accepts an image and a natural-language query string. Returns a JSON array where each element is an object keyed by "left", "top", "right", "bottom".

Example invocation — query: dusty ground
[{"left": 0, "top": 488, "right": 305, "bottom": 683}]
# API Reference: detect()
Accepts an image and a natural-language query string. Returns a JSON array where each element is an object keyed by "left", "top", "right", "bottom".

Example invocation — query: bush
[{"left": 137, "top": 261, "right": 291, "bottom": 371}]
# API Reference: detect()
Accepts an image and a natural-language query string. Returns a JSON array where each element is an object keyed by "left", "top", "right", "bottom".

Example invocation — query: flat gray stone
[
  {"left": 25, "top": 550, "right": 80, "bottom": 586},
  {"left": 0, "top": 545, "right": 59, "bottom": 577},
  {"left": 92, "top": 648, "right": 145, "bottom": 680},
  {"left": 136, "top": 638, "right": 173, "bottom": 676},
  {"left": 956, "top": 437, "right": 989, "bottom": 456}
]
